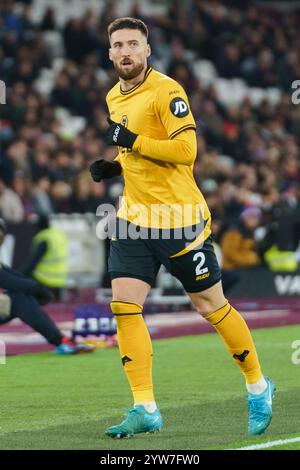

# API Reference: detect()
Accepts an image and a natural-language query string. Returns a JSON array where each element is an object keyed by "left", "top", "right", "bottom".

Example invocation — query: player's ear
[
  {"left": 146, "top": 44, "right": 151, "bottom": 58},
  {"left": 108, "top": 47, "right": 113, "bottom": 61}
]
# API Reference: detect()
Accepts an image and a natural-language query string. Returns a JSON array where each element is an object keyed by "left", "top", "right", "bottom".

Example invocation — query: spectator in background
[
  {"left": 20, "top": 215, "right": 68, "bottom": 301},
  {"left": 221, "top": 207, "right": 262, "bottom": 271},
  {"left": 50, "top": 72, "right": 73, "bottom": 110},
  {"left": 0, "top": 178, "right": 24, "bottom": 222},
  {"left": 261, "top": 183, "right": 300, "bottom": 272},
  {"left": 40, "top": 7, "right": 56, "bottom": 31},
  {"left": 50, "top": 180, "right": 72, "bottom": 213},
  {"left": 0, "top": 148, "right": 15, "bottom": 185},
  {"left": 32, "top": 176, "right": 54, "bottom": 216},
  {"left": 216, "top": 42, "right": 241, "bottom": 79},
  {"left": 70, "top": 173, "right": 108, "bottom": 214},
  {"left": 70, "top": 173, "right": 93, "bottom": 213},
  {"left": 246, "top": 48, "right": 278, "bottom": 88},
  {"left": 11, "top": 172, "right": 33, "bottom": 218},
  {"left": 167, "top": 36, "right": 198, "bottom": 93},
  {"left": 51, "top": 151, "right": 76, "bottom": 183}
]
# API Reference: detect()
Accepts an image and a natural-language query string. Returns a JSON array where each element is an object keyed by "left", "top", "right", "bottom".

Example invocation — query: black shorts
[{"left": 108, "top": 219, "right": 222, "bottom": 293}]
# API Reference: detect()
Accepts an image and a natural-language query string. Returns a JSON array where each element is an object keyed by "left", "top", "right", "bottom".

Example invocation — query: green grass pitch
[{"left": 0, "top": 324, "right": 299, "bottom": 450}]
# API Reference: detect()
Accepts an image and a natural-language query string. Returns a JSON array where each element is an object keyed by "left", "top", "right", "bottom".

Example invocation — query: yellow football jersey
[{"left": 106, "top": 67, "right": 211, "bottom": 234}]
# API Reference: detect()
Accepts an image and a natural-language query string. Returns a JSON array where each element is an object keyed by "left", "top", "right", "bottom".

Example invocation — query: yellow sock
[
  {"left": 206, "top": 302, "right": 263, "bottom": 384},
  {"left": 110, "top": 301, "right": 154, "bottom": 403}
]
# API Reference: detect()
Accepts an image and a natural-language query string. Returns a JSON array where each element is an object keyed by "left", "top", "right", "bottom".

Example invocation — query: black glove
[
  {"left": 89, "top": 159, "right": 122, "bottom": 183},
  {"left": 32, "top": 283, "right": 54, "bottom": 305},
  {"left": 106, "top": 118, "right": 138, "bottom": 149}
]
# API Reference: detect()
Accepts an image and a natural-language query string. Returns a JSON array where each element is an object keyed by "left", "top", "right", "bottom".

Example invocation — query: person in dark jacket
[{"left": 0, "top": 218, "right": 93, "bottom": 355}]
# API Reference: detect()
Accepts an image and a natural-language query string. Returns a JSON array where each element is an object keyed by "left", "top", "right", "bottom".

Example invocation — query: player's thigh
[
  {"left": 167, "top": 236, "right": 225, "bottom": 314},
  {"left": 108, "top": 236, "right": 160, "bottom": 305},
  {"left": 111, "top": 277, "right": 151, "bottom": 305}
]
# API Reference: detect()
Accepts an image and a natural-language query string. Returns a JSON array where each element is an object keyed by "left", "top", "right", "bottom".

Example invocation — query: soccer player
[
  {"left": 90, "top": 17, "right": 275, "bottom": 438},
  {"left": 0, "top": 218, "right": 93, "bottom": 355}
]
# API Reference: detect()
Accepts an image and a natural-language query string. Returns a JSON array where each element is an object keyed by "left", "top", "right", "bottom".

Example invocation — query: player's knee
[
  {"left": 193, "top": 300, "right": 215, "bottom": 318},
  {"left": 112, "top": 288, "right": 135, "bottom": 302},
  {"left": 192, "top": 296, "right": 227, "bottom": 318},
  {"left": 111, "top": 278, "right": 149, "bottom": 306},
  {"left": 111, "top": 295, "right": 141, "bottom": 305},
  {"left": 189, "top": 281, "right": 227, "bottom": 318}
]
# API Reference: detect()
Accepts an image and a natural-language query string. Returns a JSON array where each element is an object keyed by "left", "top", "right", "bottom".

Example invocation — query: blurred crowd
[{"left": 1, "top": 0, "right": 300, "bottom": 271}]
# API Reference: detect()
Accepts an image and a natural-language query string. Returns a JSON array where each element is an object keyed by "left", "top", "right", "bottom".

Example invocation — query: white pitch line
[{"left": 231, "top": 437, "right": 300, "bottom": 450}]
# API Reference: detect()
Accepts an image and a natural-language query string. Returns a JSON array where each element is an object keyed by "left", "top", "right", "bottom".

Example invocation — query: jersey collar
[{"left": 120, "top": 67, "right": 153, "bottom": 95}]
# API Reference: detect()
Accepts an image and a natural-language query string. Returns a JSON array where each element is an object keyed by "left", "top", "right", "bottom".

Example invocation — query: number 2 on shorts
[{"left": 193, "top": 251, "right": 208, "bottom": 276}]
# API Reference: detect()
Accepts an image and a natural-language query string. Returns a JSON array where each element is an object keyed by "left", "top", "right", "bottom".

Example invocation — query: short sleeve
[{"left": 155, "top": 79, "right": 196, "bottom": 139}]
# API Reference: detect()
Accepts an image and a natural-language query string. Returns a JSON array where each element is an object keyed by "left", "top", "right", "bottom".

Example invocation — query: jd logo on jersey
[{"left": 170, "top": 97, "right": 189, "bottom": 117}]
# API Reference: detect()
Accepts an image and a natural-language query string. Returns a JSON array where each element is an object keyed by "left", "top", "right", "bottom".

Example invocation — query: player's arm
[
  {"left": 89, "top": 96, "right": 123, "bottom": 183},
  {"left": 132, "top": 128, "right": 196, "bottom": 166},
  {"left": 105, "top": 82, "right": 197, "bottom": 166},
  {"left": 105, "top": 119, "right": 196, "bottom": 166}
]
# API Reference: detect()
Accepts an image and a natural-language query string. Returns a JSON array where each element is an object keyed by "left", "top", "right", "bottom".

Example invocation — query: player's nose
[
  {"left": 121, "top": 45, "right": 132, "bottom": 56},
  {"left": 121, "top": 52, "right": 131, "bottom": 60}
]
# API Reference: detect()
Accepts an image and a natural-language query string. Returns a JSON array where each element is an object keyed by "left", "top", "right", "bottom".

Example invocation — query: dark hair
[{"left": 108, "top": 17, "right": 148, "bottom": 40}]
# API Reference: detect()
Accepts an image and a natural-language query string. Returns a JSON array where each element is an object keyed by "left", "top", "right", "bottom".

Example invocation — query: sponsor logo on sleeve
[{"left": 170, "top": 97, "right": 189, "bottom": 117}]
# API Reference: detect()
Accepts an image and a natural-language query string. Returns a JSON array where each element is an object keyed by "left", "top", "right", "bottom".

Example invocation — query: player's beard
[{"left": 115, "top": 61, "right": 145, "bottom": 80}]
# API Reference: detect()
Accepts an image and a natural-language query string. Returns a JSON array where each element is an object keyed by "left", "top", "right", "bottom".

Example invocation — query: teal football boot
[
  {"left": 248, "top": 376, "right": 276, "bottom": 435},
  {"left": 105, "top": 405, "right": 163, "bottom": 438}
]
